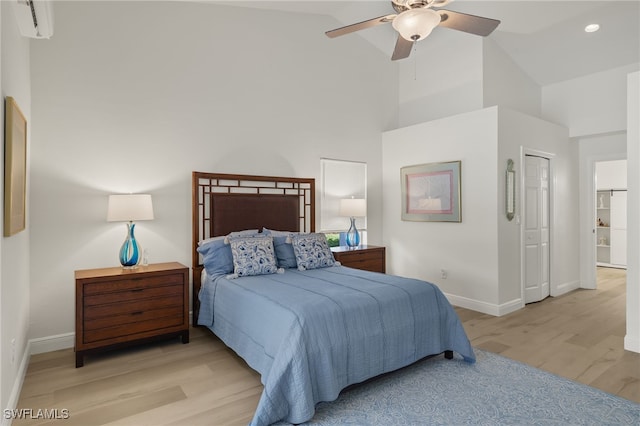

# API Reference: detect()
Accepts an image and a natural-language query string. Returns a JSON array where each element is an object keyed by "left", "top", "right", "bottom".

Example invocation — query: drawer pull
[
  {"left": 131, "top": 311, "right": 144, "bottom": 316},
  {"left": 130, "top": 288, "right": 144, "bottom": 293}
]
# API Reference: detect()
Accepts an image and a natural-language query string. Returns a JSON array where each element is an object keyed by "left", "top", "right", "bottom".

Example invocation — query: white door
[
  {"left": 524, "top": 155, "right": 550, "bottom": 304},
  {"left": 610, "top": 190, "right": 627, "bottom": 266}
]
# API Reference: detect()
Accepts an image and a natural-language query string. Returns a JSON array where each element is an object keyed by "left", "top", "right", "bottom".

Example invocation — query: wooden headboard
[{"left": 191, "top": 172, "right": 315, "bottom": 323}]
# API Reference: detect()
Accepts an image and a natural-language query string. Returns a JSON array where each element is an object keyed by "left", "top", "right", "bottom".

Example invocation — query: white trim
[
  {"left": 551, "top": 280, "right": 580, "bottom": 297},
  {"left": 2, "top": 341, "right": 31, "bottom": 426},
  {"left": 28, "top": 332, "right": 74, "bottom": 355},
  {"left": 444, "top": 293, "right": 522, "bottom": 317},
  {"left": 624, "top": 335, "right": 640, "bottom": 353},
  {"left": 583, "top": 152, "right": 627, "bottom": 290}
]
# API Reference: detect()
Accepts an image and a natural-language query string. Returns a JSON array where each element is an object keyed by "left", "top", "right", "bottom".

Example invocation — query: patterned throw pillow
[
  {"left": 291, "top": 233, "right": 336, "bottom": 271},
  {"left": 228, "top": 235, "right": 281, "bottom": 278}
]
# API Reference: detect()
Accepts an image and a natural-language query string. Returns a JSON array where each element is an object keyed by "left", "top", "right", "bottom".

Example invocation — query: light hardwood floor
[{"left": 14, "top": 267, "right": 638, "bottom": 425}]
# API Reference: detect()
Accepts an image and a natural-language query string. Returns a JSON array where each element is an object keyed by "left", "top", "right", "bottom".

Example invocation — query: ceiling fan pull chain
[{"left": 413, "top": 43, "right": 418, "bottom": 81}]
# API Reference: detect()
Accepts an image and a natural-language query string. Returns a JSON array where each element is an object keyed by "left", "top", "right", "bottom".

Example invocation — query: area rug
[{"left": 290, "top": 349, "right": 639, "bottom": 425}]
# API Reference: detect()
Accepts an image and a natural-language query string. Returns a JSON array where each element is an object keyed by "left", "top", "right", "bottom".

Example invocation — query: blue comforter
[{"left": 198, "top": 265, "right": 475, "bottom": 426}]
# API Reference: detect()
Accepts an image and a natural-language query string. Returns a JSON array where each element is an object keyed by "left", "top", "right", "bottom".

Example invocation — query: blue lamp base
[
  {"left": 345, "top": 217, "right": 360, "bottom": 248},
  {"left": 119, "top": 222, "right": 141, "bottom": 268}
]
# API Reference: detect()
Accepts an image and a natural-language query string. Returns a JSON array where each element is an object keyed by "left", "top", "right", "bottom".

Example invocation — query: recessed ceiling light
[{"left": 585, "top": 24, "right": 600, "bottom": 33}]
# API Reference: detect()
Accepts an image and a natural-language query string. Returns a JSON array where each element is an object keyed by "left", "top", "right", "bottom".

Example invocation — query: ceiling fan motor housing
[{"left": 391, "top": 0, "right": 451, "bottom": 14}]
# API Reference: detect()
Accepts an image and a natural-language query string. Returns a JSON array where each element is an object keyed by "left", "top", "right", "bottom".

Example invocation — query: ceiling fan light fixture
[{"left": 392, "top": 8, "right": 441, "bottom": 42}]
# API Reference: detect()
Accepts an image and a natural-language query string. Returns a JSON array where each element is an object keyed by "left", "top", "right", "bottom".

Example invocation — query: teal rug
[{"left": 292, "top": 350, "right": 639, "bottom": 425}]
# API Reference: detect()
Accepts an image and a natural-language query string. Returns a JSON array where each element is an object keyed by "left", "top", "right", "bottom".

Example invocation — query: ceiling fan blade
[
  {"left": 436, "top": 9, "right": 500, "bottom": 37},
  {"left": 325, "top": 14, "right": 396, "bottom": 38},
  {"left": 391, "top": 35, "right": 413, "bottom": 61}
]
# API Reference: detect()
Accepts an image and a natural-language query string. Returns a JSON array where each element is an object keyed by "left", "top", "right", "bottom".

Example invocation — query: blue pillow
[
  {"left": 291, "top": 233, "right": 336, "bottom": 271},
  {"left": 228, "top": 235, "right": 281, "bottom": 278},
  {"left": 197, "top": 237, "right": 233, "bottom": 276},
  {"left": 272, "top": 235, "right": 298, "bottom": 268}
]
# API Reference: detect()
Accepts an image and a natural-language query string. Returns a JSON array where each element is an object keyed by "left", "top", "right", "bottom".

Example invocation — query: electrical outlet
[{"left": 440, "top": 269, "right": 447, "bottom": 279}]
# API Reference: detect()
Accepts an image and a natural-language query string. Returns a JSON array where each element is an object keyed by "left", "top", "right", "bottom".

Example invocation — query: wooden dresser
[
  {"left": 75, "top": 262, "right": 189, "bottom": 367},
  {"left": 331, "top": 245, "right": 386, "bottom": 273}
]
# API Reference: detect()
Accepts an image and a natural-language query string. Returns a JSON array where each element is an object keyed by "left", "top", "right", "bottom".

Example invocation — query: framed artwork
[
  {"left": 401, "top": 161, "right": 461, "bottom": 222},
  {"left": 4, "top": 97, "right": 27, "bottom": 237}
]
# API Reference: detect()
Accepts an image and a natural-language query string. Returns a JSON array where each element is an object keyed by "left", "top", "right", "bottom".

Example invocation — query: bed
[{"left": 192, "top": 172, "right": 475, "bottom": 426}]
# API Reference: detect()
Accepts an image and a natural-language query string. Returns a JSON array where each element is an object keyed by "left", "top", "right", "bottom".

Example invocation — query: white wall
[
  {"left": 626, "top": 71, "right": 639, "bottom": 353},
  {"left": 382, "top": 107, "right": 500, "bottom": 311},
  {"left": 497, "top": 108, "right": 578, "bottom": 301},
  {"left": 398, "top": 35, "right": 542, "bottom": 130},
  {"left": 1, "top": 0, "right": 32, "bottom": 416},
  {"left": 382, "top": 106, "right": 576, "bottom": 315},
  {"left": 483, "top": 38, "right": 541, "bottom": 118},
  {"left": 398, "top": 32, "right": 484, "bottom": 128},
  {"left": 542, "top": 64, "right": 639, "bottom": 137},
  {"left": 28, "top": 2, "right": 397, "bottom": 346},
  {"left": 596, "top": 159, "right": 627, "bottom": 190}
]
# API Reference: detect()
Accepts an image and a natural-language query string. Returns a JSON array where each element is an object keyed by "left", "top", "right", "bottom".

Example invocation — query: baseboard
[
  {"left": 444, "top": 293, "right": 523, "bottom": 317},
  {"left": 624, "top": 334, "right": 640, "bottom": 353},
  {"left": 2, "top": 341, "right": 31, "bottom": 426},
  {"left": 553, "top": 280, "right": 580, "bottom": 297},
  {"left": 29, "top": 332, "right": 74, "bottom": 355},
  {"left": 28, "top": 314, "right": 195, "bottom": 355}
]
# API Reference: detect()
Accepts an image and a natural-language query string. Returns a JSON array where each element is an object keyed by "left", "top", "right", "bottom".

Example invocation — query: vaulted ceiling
[{"left": 216, "top": 0, "right": 640, "bottom": 86}]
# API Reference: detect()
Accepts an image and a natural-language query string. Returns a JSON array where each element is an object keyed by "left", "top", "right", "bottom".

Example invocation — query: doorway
[
  {"left": 595, "top": 159, "right": 628, "bottom": 271},
  {"left": 523, "top": 154, "right": 551, "bottom": 304}
]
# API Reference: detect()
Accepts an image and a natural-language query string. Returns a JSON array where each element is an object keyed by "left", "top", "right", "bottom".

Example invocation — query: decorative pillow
[
  {"left": 197, "top": 236, "right": 234, "bottom": 276},
  {"left": 262, "top": 228, "right": 299, "bottom": 268},
  {"left": 224, "top": 229, "right": 260, "bottom": 244},
  {"left": 291, "top": 233, "right": 336, "bottom": 271},
  {"left": 272, "top": 235, "right": 298, "bottom": 269},
  {"left": 228, "top": 235, "right": 282, "bottom": 278},
  {"left": 262, "top": 228, "right": 296, "bottom": 237}
]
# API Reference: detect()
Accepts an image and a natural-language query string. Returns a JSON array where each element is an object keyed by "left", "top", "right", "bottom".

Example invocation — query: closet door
[{"left": 610, "top": 191, "right": 627, "bottom": 266}]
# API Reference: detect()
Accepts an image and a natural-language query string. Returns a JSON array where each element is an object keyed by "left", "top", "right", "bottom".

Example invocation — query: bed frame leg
[{"left": 444, "top": 350, "right": 453, "bottom": 359}]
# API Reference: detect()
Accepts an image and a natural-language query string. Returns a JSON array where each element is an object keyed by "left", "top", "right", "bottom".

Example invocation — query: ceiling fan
[{"left": 325, "top": 0, "right": 501, "bottom": 61}]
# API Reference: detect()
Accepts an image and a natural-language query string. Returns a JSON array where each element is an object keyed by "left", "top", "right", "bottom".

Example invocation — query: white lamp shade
[
  {"left": 392, "top": 8, "right": 441, "bottom": 42},
  {"left": 339, "top": 198, "right": 367, "bottom": 217},
  {"left": 107, "top": 194, "right": 154, "bottom": 222}
]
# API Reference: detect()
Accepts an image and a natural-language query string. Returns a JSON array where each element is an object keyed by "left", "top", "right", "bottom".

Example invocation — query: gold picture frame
[{"left": 4, "top": 97, "right": 27, "bottom": 237}]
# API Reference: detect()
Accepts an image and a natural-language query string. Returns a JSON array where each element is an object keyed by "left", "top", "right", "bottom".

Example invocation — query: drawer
[
  {"left": 343, "top": 258, "right": 384, "bottom": 273},
  {"left": 338, "top": 250, "right": 383, "bottom": 262},
  {"left": 84, "top": 294, "right": 183, "bottom": 319},
  {"left": 84, "top": 314, "right": 185, "bottom": 344},
  {"left": 332, "top": 247, "right": 385, "bottom": 273},
  {"left": 83, "top": 273, "right": 184, "bottom": 295},
  {"left": 84, "top": 305, "right": 184, "bottom": 331},
  {"left": 84, "top": 284, "right": 183, "bottom": 306}
]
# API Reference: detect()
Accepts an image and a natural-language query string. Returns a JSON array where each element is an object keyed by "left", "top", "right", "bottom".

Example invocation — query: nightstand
[
  {"left": 75, "top": 262, "right": 189, "bottom": 367},
  {"left": 331, "top": 245, "right": 386, "bottom": 273}
]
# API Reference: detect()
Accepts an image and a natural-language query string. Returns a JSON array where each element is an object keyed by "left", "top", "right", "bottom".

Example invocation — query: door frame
[
  {"left": 582, "top": 154, "right": 627, "bottom": 290},
  {"left": 520, "top": 147, "right": 555, "bottom": 303}
]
